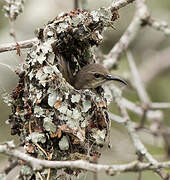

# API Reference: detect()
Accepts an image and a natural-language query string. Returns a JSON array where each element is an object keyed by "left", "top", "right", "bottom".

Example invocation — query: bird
[
  {"left": 58, "top": 56, "right": 127, "bottom": 89},
  {"left": 73, "top": 64, "right": 127, "bottom": 89}
]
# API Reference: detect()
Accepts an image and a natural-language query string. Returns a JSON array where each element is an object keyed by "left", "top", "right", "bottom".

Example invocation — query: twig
[
  {"left": 104, "top": 0, "right": 149, "bottom": 69},
  {"left": 0, "top": 62, "right": 16, "bottom": 72},
  {"left": 29, "top": 121, "right": 51, "bottom": 180},
  {"left": 126, "top": 50, "right": 151, "bottom": 128},
  {"left": 147, "top": 17, "right": 170, "bottom": 36},
  {"left": 74, "top": 0, "right": 79, "bottom": 10},
  {"left": 104, "top": 0, "right": 170, "bottom": 70},
  {"left": 108, "top": 112, "right": 125, "bottom": 123},
  {"left": 103, "top": 14, "right": 141, "bottom": 69},
  {"left": 151, "top": 103, "right": 170, "bottom": 109},
  {"left": 3, "top": 160, "right": 18, "bottom": 175},
  {"left": 138, "top": 172, "right": 142, "bottom": 180},
  {"left": 115, "top": 98, "right": 157, "bottom": 164},
  {"left": 0, "top": 38, "right": 37, "bottom": 53},
  {"left": 3, "top": 0, "right": 26, "bottom": 62},
  {"left": 9, "top": 21, "right": 24, "bottom": 62},
  {"left": 126, "top": 50, "right": 150, "bottom": 104},
  {"left": 37, "top": 172, "right": 44, "bottom": 180},
  {"left": 110, "top": 85, "right": 169, "bottom": 179},
  {"left": 156, "top": 171, "right": 170, "bottom": 180},
  {"left": 139, "top": 47, "right": 170, "bottom": 86},
  {"left": 121, "top": 98, "right": 163, "bottom": 121},
  {"left": 109, "top": 0, "right": 135, "bottom": 11}
]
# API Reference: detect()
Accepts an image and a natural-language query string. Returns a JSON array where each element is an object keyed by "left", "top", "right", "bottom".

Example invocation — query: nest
[{"left": 8, "top": 8, "right": 118, "bottom": 179}]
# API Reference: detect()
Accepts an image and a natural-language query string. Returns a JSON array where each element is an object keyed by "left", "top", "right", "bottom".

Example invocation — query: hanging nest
[{"left": 8, "top": 8, "right": 119, "bottom": 179}]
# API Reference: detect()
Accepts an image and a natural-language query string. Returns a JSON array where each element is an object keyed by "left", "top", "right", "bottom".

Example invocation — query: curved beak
[{"left": 106, "top": 75, "right": 128, "bottom": 85}]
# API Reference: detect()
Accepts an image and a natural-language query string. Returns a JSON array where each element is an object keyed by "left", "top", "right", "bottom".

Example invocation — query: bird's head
[{"left": 73, "top": 64, "right": 127, "bottom": 89}]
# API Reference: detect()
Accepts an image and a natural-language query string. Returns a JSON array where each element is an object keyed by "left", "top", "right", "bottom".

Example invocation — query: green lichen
[
  {"left": 82, "top": 100, "right": 91, "bottom": 112},
  {"left": 59, "top": 136, "right": 69, "bottom": 150},
  {"left": 20, "top": 165, "right": 33, "bottom": 176},
  {"left": 71, "top": 94, "right": 81, "bottom": 103},
  {"left": 43, "top": 117, "right": 56, "bottom": 133},
  {"left": 92, "top": 129, "right": 106, "bottom": 145},
  {"left": 30, "top": 132, "right": 46, "bottom": 144}
]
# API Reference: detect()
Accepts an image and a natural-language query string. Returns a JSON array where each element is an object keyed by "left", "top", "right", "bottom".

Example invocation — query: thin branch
[
  {"left": 139, "top": 47, "right": 170, "bottom": 86},
  {"left": 74, "top": 0, "right": 79, "bottom": 10},
  {"left": 109, "top": 84, "right": 169, "bottom": 179},
  {"left": 138, "top": 172, "right": 142, "bottom": 180},
  {"left": 104, "top": 0, "right": 149, "bottom": 69},
  {"left": 103, "top": 14, "right": 141, "bottom": 69},
  {"left": 108, "top": 112, "right": 125, "bottom": 123},
  {"left": 147, "top": 17, "right": 170, "bottom": 36},
  {"left": 29, "top": 121, "right": 51, "bottom": 180},
  {"left": 138, "top": 109, "right": 147, "bottom": 129},
  {"left": 3, "top": 160, "right": 18, "bottom": 175},
  {"left": 151, "top": 103, "right": 170, "bottom": 109},
  {"left": 126, "top": 50, "right": 150, "bottom": 104},
  {"left": 104, "top": 0, "right": 170, "bottom": 70},
  {"left": 114, "top": 98, "right": 158, "bottom": 164},
  {"left": 126, "top": 50, "right": 151, "bottom": 128},
  {"left": 0, "top": 62, "right": 16, "bottom": 72},
  {"left": 122, "top": 98, "right": 163, "bottom": 121},
  {"left": 9, "top": 21, "right": 24, "bottom": 62},
  {"left": 0, "top": 38, "right": 37, "bottom": 53},
  {"left": 109, "top": 0, "right": 135, "bottom": 11}
]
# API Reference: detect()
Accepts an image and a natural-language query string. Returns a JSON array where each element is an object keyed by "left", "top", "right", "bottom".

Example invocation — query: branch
[
  {"left": 74, "top": 0, "right": 79, "bottom": 10},
  {"left": 126, "top": 50, "right": 150, "bottom": 104},
  {"left": 147, "top": 17, "right": 170, "bottom": 36},
  {"left": 1, "top": 143, "right": 170, "bottom": 176},
  {"left": 104, "top": 0, "right": 149, "bottom": 69},
  {"left": 104, "top": 0, "right": 170, "bottom": 69},
  {"left": 0, "top": 38, "right": 37, "bottom": 53},
  {"left": 103, "top": 14, "right": 141, "bottom": 69},
  {"left": 151, "top": 103, "right": 170, "bottom": 109},
  {"left": 2, "top": 160, "right": 18, "bottom": 175},
  {"left": 109, "top": 86, "right": 169, "bottom": 179},
  {"left": 114, "top": 97, "right": 157, "bottom": 164},
  {"left": 139, "top": 47, "right": 170, "bottom": 86},
  {"left": 0, "top": 0, "right": 136, "bottom": 54},
  {"left": 109, "top": 0, "right": 135, "bottom": 11},
  {"left": 122, "top": 98, "right": 163, "bottom": 121}
]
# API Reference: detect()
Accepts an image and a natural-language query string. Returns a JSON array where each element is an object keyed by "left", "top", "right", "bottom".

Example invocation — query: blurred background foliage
[{"left": 0, "top": 0, "right": 170, "bottom": 179}]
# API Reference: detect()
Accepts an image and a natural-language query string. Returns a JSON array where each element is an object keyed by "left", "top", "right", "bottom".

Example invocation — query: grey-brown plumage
[{"left": 73, "top": 64, "right": 127, "bottom": 89}]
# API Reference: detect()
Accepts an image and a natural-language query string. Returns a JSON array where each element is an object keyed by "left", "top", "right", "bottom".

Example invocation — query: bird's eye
[{"left": 94, "top": 73, "right": 101, "bottom": 78}]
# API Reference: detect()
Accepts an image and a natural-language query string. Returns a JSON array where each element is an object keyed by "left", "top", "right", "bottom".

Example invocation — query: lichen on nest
[{"left": 7, "top": 8, "right": 118, "bottom": 178}]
